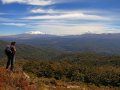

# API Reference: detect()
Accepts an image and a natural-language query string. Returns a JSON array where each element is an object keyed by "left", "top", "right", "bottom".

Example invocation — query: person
[{"left": 5, "top": 42, "right": 16, "bottom": 71}]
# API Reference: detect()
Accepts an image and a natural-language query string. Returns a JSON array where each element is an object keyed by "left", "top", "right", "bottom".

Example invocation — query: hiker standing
[{"left": 5, "top": 42, "right": 16, "bottom": 71}]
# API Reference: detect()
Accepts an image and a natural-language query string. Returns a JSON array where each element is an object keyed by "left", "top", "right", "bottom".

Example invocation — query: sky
[{"left": 0, "top": 0, "right": 120, "bottom": 35}]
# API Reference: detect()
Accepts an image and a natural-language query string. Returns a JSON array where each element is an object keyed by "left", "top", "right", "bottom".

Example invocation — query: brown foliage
[{"left": 0, "top": 67, "right": 37, "bottom": 90}]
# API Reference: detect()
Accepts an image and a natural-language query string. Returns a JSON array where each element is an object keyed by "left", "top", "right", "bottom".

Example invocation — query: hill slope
[
  {"left": 0, "top": 67, "right": 34, "bottom": 90},
  {"left": 0, "top": 40, "right": 60, "bottom": 60}
]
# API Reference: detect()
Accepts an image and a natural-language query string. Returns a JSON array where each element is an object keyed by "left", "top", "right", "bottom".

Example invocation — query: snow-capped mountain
[
  {"left": 0, "top": 31, "right": 57, "bottom": 40},
  {"left": 25, "top": 31, "right": 45, "bottom": 35}
]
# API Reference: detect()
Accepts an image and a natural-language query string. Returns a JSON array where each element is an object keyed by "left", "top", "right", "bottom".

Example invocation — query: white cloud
[
  {"left": 30, "top": 8, "right": 119, "bottom": 15},
  {"left": 28, "top": 24, "right": 120, "bottom": 35},
  {"left": 2, "top": 23, "right": 26, "bottom": 26},
  {"left": 1, "top": 0, "right": 76, "bottom": 5},
  {"left": 30, "top": 8, "right": 74, "bottom": 14},
  {"left": 1, "top": 0, "right": 53, "bottom": 6},
  {"left": 30, "top": 8, "right": 99, "bottom": 14},
  {"left": 41, "top": 25, "right": 107, "bottom": 35},
  {"left": 24, "top": 13, "right": 109, "bottom": 21},
  {"left": 31, "top": 9, "right": 57, "bottom": 14}
]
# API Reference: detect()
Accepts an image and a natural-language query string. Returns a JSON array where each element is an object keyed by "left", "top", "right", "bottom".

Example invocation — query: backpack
[{"left": 5, "top": 46, "right": 12, "bottom": 55}]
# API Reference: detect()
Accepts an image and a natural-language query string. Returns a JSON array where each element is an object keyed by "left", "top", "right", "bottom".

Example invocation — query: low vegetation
[
  {"left": 22, "top": 53, "right": 120, "bottom": 89},
  {"left": 0, "top": 53, "right": 120, "bottom": 89}
]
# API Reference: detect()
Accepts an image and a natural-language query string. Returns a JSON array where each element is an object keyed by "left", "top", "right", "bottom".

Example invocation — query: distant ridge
[{"left": 1, "top": 33, "right": 120, "bottom": 54}]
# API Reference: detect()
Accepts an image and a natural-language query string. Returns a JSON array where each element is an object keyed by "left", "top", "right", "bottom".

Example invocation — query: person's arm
[
  {"left": 13, "top": 46, "right": 16, "bottom": 54},
  {"left": 11, "top": 46, "right": 16, "bottom": 54}
]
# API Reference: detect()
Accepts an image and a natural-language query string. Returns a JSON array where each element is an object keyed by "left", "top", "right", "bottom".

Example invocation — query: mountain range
[{"left": 1, "top": 33, "right": 120, "bottom": 54}]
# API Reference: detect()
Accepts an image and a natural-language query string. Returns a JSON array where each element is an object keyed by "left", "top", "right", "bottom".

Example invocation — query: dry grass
[{"left": 0, "top": 67, "right": 36, "bottom": 90}]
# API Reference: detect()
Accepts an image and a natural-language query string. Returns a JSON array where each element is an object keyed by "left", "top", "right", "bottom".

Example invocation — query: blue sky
[{"left": 0, "top": 0, "right": 120, "bottom": 35}]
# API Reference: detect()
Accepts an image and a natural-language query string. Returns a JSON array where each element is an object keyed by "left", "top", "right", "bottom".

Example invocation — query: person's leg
[
  {"left": 6, "top": 55, "right": 11, "bottom": 69},
  {"left": 10, "top": 55, "right": 14, "bottom": 71}
]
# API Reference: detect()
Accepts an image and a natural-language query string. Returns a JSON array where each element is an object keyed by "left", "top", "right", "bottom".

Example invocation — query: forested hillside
[
  {"left": 23, "top": 53, "right": 120, "bottom": 87},
  {"left": 0, "top": 40, "right": 61, "bottom": 60}
]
